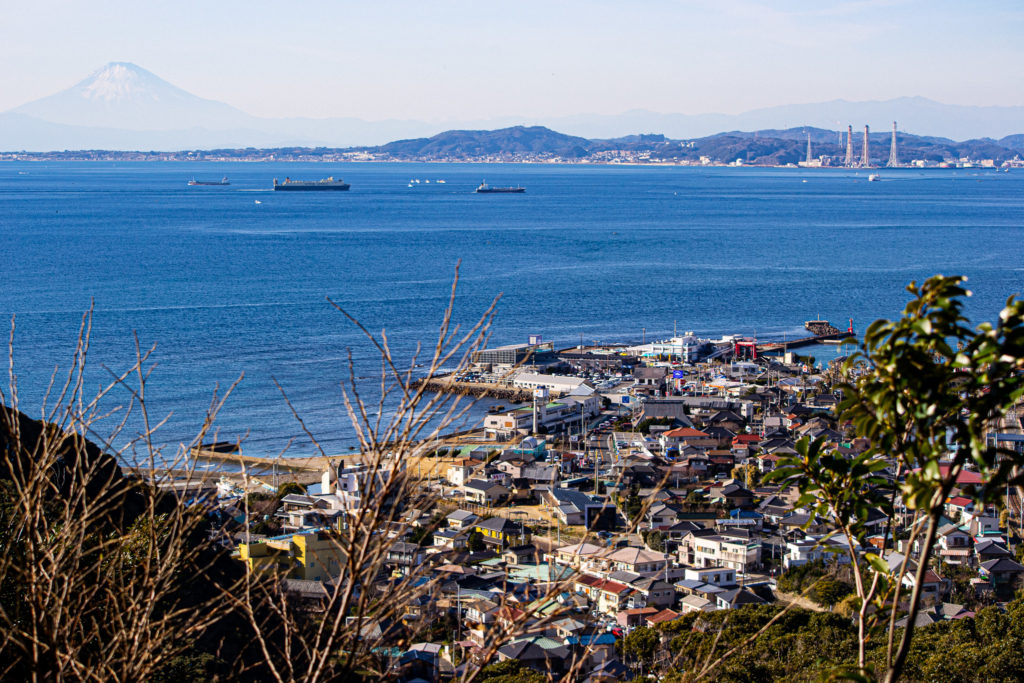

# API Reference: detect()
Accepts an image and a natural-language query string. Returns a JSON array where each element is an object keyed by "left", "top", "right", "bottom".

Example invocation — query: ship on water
[
  {"left": 273, "top": 176, "right": 350, "bottom": 191},
  {"left": 188, "top": 177, "right": 230, "bottom": 186},
  {"left": 475, "top": 181, "right": 525, "bottom": 194}
]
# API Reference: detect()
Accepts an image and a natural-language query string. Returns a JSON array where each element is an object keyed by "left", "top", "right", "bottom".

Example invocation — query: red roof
[
  {"left": 734, "top": 434, "right": 761, "bottom": 444},
  {"left": 915, "top": 466, "right": 984, "bottom": 485},
  {"left": 621, "top": 607, "right": 658, "bottom": 616},
  {"left": 598, "top": 580, "right": 631, "bottom": 595},
  {"left": 646, "top": 608, "right": 680, "bottom": 625},
  {"left": 574, "top": 575, "right": 630, "bottom": 595},
  {"left": 947, "top": 496, "right": 972, "bottom": 507},
  {"left": 664, "top": 428, "right": 710, "bottom": 438}
]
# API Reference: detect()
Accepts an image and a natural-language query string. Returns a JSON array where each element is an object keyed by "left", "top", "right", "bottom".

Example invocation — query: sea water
[{"left": 1, "top": 162, "right": 1022, "bottom": 459}]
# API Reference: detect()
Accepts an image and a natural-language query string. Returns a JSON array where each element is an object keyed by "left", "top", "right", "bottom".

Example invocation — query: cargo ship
[
  {"left": 188, "top": 177, "right": 230, "bottom": 186},
  {"left": 475, "top": 181, "right": 525, "bottom": 194},
  {"left": 273, "top": 176, "right": 350, "bottom": 191}
]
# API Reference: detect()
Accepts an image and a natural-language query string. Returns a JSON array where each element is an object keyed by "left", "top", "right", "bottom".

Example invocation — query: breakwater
[{"left": 412, "top": 374, "right": 534, "bottom": 402}]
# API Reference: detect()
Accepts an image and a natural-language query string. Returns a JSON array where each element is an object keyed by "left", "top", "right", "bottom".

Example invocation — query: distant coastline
[{"left": 3, "top": 125, "right": 1022, "bottom": 169}]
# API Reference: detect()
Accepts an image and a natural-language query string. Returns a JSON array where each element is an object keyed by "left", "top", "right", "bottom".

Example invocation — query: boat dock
[
  {"left": 756, "top": 331, "right": 854, "bottom": 354},
  {"left": 756, "top": 319, "right": 855, "bottom": 354}
]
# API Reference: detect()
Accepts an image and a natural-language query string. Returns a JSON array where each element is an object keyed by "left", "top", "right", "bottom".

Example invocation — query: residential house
[
  {"left": 645, "top": 608, "right": 681, "bottom": 628},
  {"left": 689, "top": 535, "right": 762, "bottom": 574},
  {"left": 496, "top": 638, "right": 570, "bottom": 677},
  {"left": 680, "top": 594, "right": 717, "bottom": 613},
  {"left": 463, "top": 479, "right": 510, "bottom": 506},
  {"left": 446, "top": 459, "right": 479, "bottom": 487},
  {"left": 783, "top": 536, "right": 856, "bottom": 570},
  {"left": 936, "top": 524, "right": 973, "bottom": 564},
  {"left": 975, "top": 539, "right": 1013, "bottom": 565},
  {"left": 574, "top": 575, "right": 633, "bottom": 616},
  {"left": 661, "top": 427, "right": 717, "bottom": 451},
  {"left": 238, "top": 531, "right": 347, "bottom": 581},
  {"left": 979, "top": 557, "right": 1024, "bottom": 591},
  {"left": 625, "top": 577, "right": 677, "bottom": 610},
  {"left": 445, "top": 509, "right": 479, "bottom": 530},
  {"left": 474, "top": 517, "right": 530, "bottom": 549},
  {"left": 715, "top": 588, "right": 767, "bottom": 610},
  {"left": 432, "top": 527, "right": 469, "bottom": 551},
  {"left": 385, "top": 541, "right": 425, "bottom": 576},
  {"left": 708, "top": 483, "right": 754, "bottom": 509},
  {"left": 646, "top": 503, "right": 682, "bottom": 529},
  {"left": 684, "top": 566, "right": 736, "bottom": 587},
  {"left": 544, "top": 488, "right": 609, "bottom": 527},
  {"left": 550, "top": 542, "right": 606, "bottom": 570},
  {"left": 602, "top": 547, "right": 673, "bottom": 577},
  {"left": 616, "top": 607, "right": 659, "bottom": 629}
]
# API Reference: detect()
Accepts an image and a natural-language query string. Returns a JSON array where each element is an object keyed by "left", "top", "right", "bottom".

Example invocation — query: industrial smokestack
[{"left": 887, "top": 121, "right": 899, "bottom": 168}]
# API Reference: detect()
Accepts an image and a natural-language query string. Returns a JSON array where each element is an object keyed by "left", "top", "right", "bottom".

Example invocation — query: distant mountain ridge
[{"left": 3, "top": 62, "right": 1024, "bottom": 151}]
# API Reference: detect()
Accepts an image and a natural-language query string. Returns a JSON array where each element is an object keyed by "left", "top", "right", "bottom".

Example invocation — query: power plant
[{"left": 835, "top": 121, "right": 900, "bottom": 168}]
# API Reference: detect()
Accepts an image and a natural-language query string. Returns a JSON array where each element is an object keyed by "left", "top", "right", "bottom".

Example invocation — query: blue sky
[{"left": 2, "top": 0, "right": 1022, "bottom": 119}]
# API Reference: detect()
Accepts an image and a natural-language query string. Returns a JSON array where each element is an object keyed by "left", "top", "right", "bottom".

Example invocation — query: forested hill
[
  {"left": 378, "top": 126, "right": 592, "bottom": 159},
  {"left": 364, "top": 125, "right": 1024, "bottom": 165}
]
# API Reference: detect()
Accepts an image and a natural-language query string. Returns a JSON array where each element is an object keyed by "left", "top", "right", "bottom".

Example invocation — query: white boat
[
  {"left": 254, "top": 200, "right": 262, "bottom": 204},
  {"left": 437, "top": 179, "right": 446, "bottom": 184},
  {"left": 868, "top": 174, "right": 881, "bottom": 182}
]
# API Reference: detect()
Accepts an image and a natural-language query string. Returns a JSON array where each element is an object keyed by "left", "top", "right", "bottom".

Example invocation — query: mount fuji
[{"left": 11, "top": 62, "right": 254, "bottom": 131}]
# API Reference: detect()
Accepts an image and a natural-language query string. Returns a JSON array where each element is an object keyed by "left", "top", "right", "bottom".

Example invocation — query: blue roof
[{"left": 565, "top": 633, "right": 617, "bottom": 646}]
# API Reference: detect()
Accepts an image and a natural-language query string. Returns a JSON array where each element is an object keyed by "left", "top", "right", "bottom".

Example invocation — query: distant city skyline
[{"left": 2, "top": 0, "right": 1023, "bottom": 121}]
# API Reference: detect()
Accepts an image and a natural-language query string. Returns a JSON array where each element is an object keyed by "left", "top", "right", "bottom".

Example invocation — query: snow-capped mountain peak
[
  {"left": 76, "top": 62, "right": 175, "bottom": 104},
  {"left": 11, "top": 62, "right": 251, "bottom": 131}
]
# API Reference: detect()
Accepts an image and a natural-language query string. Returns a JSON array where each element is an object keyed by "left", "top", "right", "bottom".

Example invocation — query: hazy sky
[{"left": 2, "top": 0, "right": 1022, "bottom": 120}]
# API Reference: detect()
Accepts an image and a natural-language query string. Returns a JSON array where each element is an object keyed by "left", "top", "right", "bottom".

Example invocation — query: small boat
[
  {"left": 437, "top": 179, "right": 446, "bottom": 184},
  {"left": 868, "top": 174, "right": 881, "bottom": 182},
  {"left": 408, "top": 183, "right": 414, "bottom": 188},
  {"left": 424, "top": 179, "right": 430, "bottom": 183},
  {"left": 188, "top": 177, "right": 230, "bottom": 186},
  {"left": 254, "top": 200, "right": 262, "bottom": 204}
]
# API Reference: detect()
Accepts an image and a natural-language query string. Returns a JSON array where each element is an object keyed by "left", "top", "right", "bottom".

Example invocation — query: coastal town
[{"left": 161, "top": 322, "right": 1024, "bottom": 681}]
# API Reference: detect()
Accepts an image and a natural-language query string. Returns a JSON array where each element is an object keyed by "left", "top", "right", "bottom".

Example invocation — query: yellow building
[{"left": 238, "top": 531, "right": 347, "bottom": 581}]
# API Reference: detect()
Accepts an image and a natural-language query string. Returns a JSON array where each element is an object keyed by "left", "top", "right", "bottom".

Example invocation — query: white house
[{"left": 689, "top": 535, "right": 761, "bottom": 574}]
